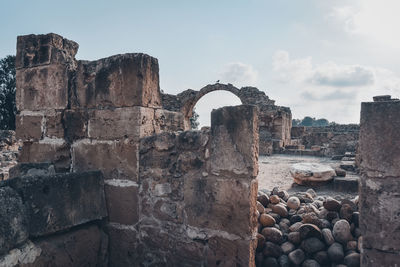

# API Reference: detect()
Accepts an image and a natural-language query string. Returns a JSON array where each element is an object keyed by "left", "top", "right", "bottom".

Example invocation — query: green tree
[
  {"left": 300, "top": 116, "right": 314, "bottom": 126},
  {"left": 0, "top": 55, "right": 16, "bottom": 130},
  {"left": 190, "top": 107, "right": 200, "bottom": 129}
]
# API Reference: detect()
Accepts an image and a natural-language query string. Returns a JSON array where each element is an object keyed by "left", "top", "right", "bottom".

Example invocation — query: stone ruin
[{"left": 0, "top": 33, "right": 398, "bottom": 266}]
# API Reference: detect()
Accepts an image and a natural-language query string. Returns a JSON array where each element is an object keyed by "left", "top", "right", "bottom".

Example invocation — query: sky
[{"left": 1, "top": 0, "right": 400, "bottom": 126}]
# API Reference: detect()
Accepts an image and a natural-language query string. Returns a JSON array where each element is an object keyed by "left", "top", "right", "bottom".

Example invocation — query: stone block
[
  {"left": 360, "top": 101, "right": 400, "bottom": 177},
  {"left": 0, "top": 186, "right": 28, "bottom": 255},
  {"left": 15, "top": 113, "right": 43, "bottom": 141},
  {"left": 8, "top": 163, "right": 55, "bottom": 179},
  {"left": 73, "top": 54, "right": 161, "bottom": 109},
  {"left": 105, "top": 181, "right": 139, "bottom": 225},
  {"left": 18, "top": 141, "right": 70, "bottom": 172},
  {"left": 206, "top": 236, "right": 256, "bottom": 267},
  {"left": 63, "top": 109, "right": 88, "bottom": 142},
  {"left": 154, "top": 109, "right": 184, "bottom": 133},
  {"left": 88, "top": 107, "right": 155, "bottom": 140},
  {"left": 16, "top": 64, "right": 69, "bottom": 111},
  {"left": 4, "top": 171, "right": 107, "bottom": 237},
  {"left": 210, "top": 105, "right": 259, "bottom": 178},
  {"left": 72, "top": 139, "right": 138, "bottom": 181},
  {"left": 184, "top": 176, "right": 256, "bottom": 238},
  {"left": 359, "top": 176, "right": 400, "bottom": 252},
  {"left": 44, "top": 110, "right": 64, "bottom": 139},
  {"left": 27, "top": 225, "right": 108, "bottom": 267},
  {"left": 362, "top": 248, "right": 400, "bottom": 267},
  {"left": 107, "top": 224, "right": 139, "bottom": 267},
  {"left": 16, "top": 33, "right": 78, "bottom": 69}
]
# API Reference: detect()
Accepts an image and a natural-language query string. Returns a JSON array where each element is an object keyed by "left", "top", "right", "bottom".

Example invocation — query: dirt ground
[{"left": 257, "top": 154, "right": 358, "bottom": 199}]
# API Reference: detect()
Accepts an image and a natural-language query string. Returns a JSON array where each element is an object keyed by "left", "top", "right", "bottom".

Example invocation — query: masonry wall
[
  {"left": 289, "top": 124, "right": 359, "bottom": 156},
  {"left": 14, "top": 33, "right": 259, "bottom": 266},
  {"left": 359, "top": 97, "right": 400, "bottom": 266},
  {"left": 119, "top": 105, "right": 259, "bottom": 266}
]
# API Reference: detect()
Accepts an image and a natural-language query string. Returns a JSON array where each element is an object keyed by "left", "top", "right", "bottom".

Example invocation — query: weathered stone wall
[
  {"left": 13, "top": 33, "right": 261, "bottom": 266},
  {"left": 108, "top": 105, "right": 259, "bottom": 266},
  {"left": 0, "top": 171, "right": 108, "bottom": 266},
  {"left": 359, "top": 97, "right": 400, "bottom": 266},
  {"left": 162, "top": 84, "right": 292, "bottom": 155},
  {"left": 289, "top": 124, "right": 359, "bottom": 157}
]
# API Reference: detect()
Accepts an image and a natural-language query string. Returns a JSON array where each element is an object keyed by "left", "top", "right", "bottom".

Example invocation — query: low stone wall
[
  {"left": 289, "top": 125, "right": 359, "bottom": 157},
  {"left": 0, "top": 171, "right": 108, "bottom": 266}
]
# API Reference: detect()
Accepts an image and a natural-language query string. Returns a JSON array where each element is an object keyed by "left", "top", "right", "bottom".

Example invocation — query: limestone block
[
  {"left": 72, "top": 139, "right": 138, "bottom": 181},
  {"left": 184, "top": 176, "right": 256, "bottom": 238},
  {"left": 359, "top": 176, "right": 400, "bottom": 252},
  {"left": 107, "top": 224, "right": 139, "bottom": 267},
  {"left": 16, "top": 33, "right": 78, "bottom": 69},
  {"left": 362, "top": 249, "right": 400, "bottom": 267},
  {"left": 18, "top": 141, "right": 70, "bottom": 172},
  {"left": 44, "top": 110, "right": 64, "bottom": 139},
  {"left": 26, "top": 225, "right": 108, "bottom": 267},
  {"left": 105, "top": 180, "right": 139, "bottom": 225},
  {"left": 206, "top": 236, "right": 256, "bottom": 267},
  {"left": 88, "top": 107, "right": 155, "bottom": 140},
  {"left": 0, "top": 186, "right": 28, "bottom": 255},
  {"left": 290, "top": 163, "right": 336, "bottom": 185},
  {"left": 63, "top": 109, "right": 88, "bottom": 142},
  {"left": 4, "top": 171, "right": 107, "bottom": 237},
  {"left": 210, "top": 105, "right": 259, "bottom": 178},
  {"left": 154, "top": 109, "right": 185, "bottom": 133},
  {"left": 15, "top": 113, "right": 43, "bottom": 141},
  {"left": 360, "top": 101, "right": 400, "bottom": 177},
  {"left": 9, "top": 163, "right": 55, "bottom": 179},
  {"left": 16, "top": 64, "right": 69, "bottom": 111},
  {"left": 73, "top": 54, "right": 161, "bottom": 109}
]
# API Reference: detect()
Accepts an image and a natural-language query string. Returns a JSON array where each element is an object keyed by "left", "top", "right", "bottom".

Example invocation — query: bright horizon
[{"left": 2, "top": 0, "right": 400, "bottom": 126}]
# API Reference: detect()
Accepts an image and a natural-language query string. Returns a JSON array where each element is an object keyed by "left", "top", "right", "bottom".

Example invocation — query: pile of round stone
[{"left": 256, "top": 188, "right": 361, "bottom": 267}]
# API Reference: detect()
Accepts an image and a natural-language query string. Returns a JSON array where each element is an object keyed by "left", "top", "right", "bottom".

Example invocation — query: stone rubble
[
  {"left": 256, "top": 187, "right": 360, "bottom": 267},
  {"left": 0, "top": 131, "right": 20, "bottom": 181}
]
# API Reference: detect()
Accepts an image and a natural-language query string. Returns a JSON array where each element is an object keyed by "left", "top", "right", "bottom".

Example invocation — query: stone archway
[{"left": 178, "top": 83, "right": 244, "bottom": 129}]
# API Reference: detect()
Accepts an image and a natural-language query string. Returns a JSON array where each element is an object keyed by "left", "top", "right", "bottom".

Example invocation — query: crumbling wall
[
  {"left": 359, "top": 97, "right": 400, "bottom": 266},
  {"left": 162, "top": 84, "right": 292, "bottom": 155},
  {"left": 108, "top": 105, "right": 259, "bottom": 266},
  {"left": 13, "top": 33, "right": 260, "bottom": 266},
  {"left": 289, "top": 124, "right": 359, "bottom": 157}
]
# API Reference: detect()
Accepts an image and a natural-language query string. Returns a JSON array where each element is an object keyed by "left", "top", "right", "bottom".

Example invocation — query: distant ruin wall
[
  {"left": 359, "top": 97, "right": 400, "bottom": 266},
  {"left": 162, "top": 84, "right": 292, "bottom": 155},
  {"left": 289, "top": 124, "right": 359, "bottom": 156}
]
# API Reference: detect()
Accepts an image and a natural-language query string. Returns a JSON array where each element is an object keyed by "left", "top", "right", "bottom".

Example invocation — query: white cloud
[
  {"left": 270, "top": 50, "right": 400, "bottom": 123},
  {"left": 272, "top": 50, "right": 375, "bottom": 87},
  {"left": 329, "top": 0, "right": 400, "bottom": 47},
  {"left": 219, "top": 62, "right": 258, "bottom": 87}
]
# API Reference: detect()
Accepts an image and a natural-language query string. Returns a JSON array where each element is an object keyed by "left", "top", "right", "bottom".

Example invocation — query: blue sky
[{"left": 2, "top": 0, "right": 400, "bottom": 125}]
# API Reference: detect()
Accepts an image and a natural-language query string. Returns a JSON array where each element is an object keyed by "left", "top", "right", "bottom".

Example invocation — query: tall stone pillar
[{"left": 359, "top": 96, "right": 400, "bottom": 266}]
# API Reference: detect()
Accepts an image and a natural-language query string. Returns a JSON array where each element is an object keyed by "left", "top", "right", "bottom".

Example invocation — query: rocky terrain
[
  {"left": 256, "top": 187, "right": 360, "bottom": 267},
  {"left": 0, "top": 131, "right": 20, "bottom": 180}
]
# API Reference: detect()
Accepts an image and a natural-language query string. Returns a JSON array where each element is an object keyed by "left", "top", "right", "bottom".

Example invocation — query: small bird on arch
[{"left": 216, "top": 80, "right": 220, "bottom": 83}]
